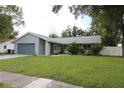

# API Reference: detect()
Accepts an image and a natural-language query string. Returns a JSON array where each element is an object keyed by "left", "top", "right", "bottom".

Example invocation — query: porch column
[{"left": 45, "top": 41, "right": 50, "bottom": 56}]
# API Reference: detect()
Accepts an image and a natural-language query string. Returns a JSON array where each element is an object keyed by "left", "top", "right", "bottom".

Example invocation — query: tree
[
  {"left": 61, "top": 31, "right": 69, "bottom": 37},
  {"left": 0, "top": 5, "right": 24, "bottom": 41},
  {"left": 0, "top": 5, "right": 24, "bottom": 26},
  {"left": 49, "top": 33, "right": 59, "bottom": 38},
  {"left": 89, "top": 17, "right": 120, "bottom": 46},
  {"left": 62, "top": 25, "right": 72, "bottom": 37},
  {"left": 0, "top": 15, "right": 13, "bottom": 41},
  {"left": 90, "top": 44, "right": 103, "bottom": 55},
  {"left": 101, "top": 27, "right": 120, "bottom": 46},
  {"left": 67, "top": 42, "right": 79, "bottom": 54},
  {"left": 9, "top": 31, "right": 19, "bottom": 39},
  {"left": 62, "top": 25, "right": 85, "bottom": 37},
  {"left": 52, "top": 5, "right": 124, "bottom": 57}
]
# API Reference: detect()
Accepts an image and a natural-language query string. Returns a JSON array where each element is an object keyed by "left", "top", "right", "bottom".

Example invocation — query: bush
[
  {"left": 79, "top": 48, "right": 85, "bottom": 54},
  {"left": 67, "top": 42, "right": 79, "bottom": 54},
  {"left": 84, "top": 50, "right": 92, "bottom": 55},
  {"left": 90, "top": 44, "right": 103, "bottom": 55}
]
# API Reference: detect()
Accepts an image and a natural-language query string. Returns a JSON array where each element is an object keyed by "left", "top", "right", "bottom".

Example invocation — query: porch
[{"left": 50, "top": 43, "right": 92, "bottom": 55}]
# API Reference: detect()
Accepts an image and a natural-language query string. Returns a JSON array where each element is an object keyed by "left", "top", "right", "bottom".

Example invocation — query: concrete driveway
[
  {"left": 0, "top": 71, "right": 80, "bottom": 88},
  {"left": 0, "top": 55, "right": 28, "bottom": 60},
  {"left": 0, "top": 72, "right": 37, "bottom": 87}
]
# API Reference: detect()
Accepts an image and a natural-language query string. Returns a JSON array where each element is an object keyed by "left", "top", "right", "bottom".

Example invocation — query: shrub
[
  {"left": 79, "top": 48, "right": 85, "bottom": 54},
  {"left": 67, "top": 42, "right": 79, "bottom": 54},
  {"left": 84, "top": 49, "right": 92, "bottom": 55},
  {"left": 90, "top": 44, "right": 103, "bottom": 55}
]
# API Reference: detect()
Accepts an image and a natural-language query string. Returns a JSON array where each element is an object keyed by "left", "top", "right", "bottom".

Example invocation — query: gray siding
[
  {"left": 45, "top": 41, "right": 50, "bottom": 56},
  {"left": 14, "top": 34, "right": 39, "bottom": 55},
  {"left": 39, "top": 38, "right": 45, "bottom": 55}
]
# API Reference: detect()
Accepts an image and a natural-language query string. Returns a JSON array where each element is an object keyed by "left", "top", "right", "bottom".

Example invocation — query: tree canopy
[
  {"left": 49, "top": 33, "right": 59, "bottom": 38},
  {"left": 0, "top": 14, "right": 13, "bottom": 41},
  {"left": 0, "top": 5, "right": 24, "bottom": 26},
  {"left": 0, "top": 5, "right": 24, "bottom": 41},
  {"left": 61, "top": 25, "right": 85, "bottom": 37}
]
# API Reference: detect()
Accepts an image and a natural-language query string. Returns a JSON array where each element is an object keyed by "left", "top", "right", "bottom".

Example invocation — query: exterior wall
[
  {"left": 100, "top": 46, "right": 122, "bottom": 56},
  {"left": 14, "top": 34, "right": 39, "bottom": 55},
  {"left": 0, "top": 40, "right": 14, "bottom": 53},
  {"left": 39, "top": 38, "right": 45, "bottom": 55},
  {"left": 45, "top": 41, "right": 50, "bottom": 56}
]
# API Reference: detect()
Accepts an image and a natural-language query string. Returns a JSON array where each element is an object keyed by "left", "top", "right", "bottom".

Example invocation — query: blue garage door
[{"left": 17, "top": 43, "right": 35, "bottom": 55}]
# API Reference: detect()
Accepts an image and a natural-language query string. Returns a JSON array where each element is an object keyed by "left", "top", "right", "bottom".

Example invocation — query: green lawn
[
  {"left": 0, "top": 55, "right": 124, "bottom": 87},
  {"left": 0, "top": 82, "right": 13, "bottom": 88}
]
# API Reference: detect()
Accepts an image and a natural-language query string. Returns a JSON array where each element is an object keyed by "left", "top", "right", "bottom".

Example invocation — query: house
[
  {"left": 13, "top": 32, "right": 101, "bottom": 56},
  {"left": 0, "top": 39, "right": 16, "bottom": 54}
]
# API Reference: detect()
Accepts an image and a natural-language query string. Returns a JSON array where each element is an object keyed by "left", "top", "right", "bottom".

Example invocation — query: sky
[
  {"left": 0, "top": 0, "right": 123, "bottom": 37},
  {"left": 19, "top": 4, "right": 91, "bottom": 36}
]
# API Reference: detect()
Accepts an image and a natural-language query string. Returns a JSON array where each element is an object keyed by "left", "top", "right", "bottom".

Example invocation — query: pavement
[
  {"left": 0, "top": 55, "right": 28, "bottom": 60},
  {"left": 25, "top": 78, "right": 80, "bottom": 88},
  {"left": 0, "top": 71, "right": 80, "bottom": 88}
]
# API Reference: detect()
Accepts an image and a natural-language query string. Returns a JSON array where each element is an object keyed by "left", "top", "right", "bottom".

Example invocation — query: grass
[
  {"left": 0, "top": 82, "right": 13, "bottom": 88},
  {"left": 0, "top": 55, "right": 124, "bottom": 87}
]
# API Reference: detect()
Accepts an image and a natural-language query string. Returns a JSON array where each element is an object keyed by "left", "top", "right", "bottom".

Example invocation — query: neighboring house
[
  {"left": 0, "top": 39, "right": 16, "bottom": 53},
  {"left": 13, "top": 32, "right": 101, "bottom": 56}
]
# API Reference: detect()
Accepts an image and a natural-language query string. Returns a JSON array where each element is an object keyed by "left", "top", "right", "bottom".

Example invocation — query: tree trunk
[
  {"left": 121, "top": 12, "right": 124, "bottom": 57},
  {"left": 122, "top": 29, "right": 124, "bottom": 57}
]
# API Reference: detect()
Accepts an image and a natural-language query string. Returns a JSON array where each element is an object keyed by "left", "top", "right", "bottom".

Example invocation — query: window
[
  {"left": 4, "top": 45, "right": 7, "bottom": 49},
  {"left": 83, "top": 44, "right": 91, "bottom": 49},
  {"left": 79, "top": 44, "right": 83, "bottom": 48}
]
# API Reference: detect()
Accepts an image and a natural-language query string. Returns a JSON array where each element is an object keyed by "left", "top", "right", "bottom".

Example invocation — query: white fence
[{"left": 100, "top": 46, "right": 122, "bottom": 56}]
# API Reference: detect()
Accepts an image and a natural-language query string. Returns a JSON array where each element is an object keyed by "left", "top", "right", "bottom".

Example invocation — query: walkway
[
  {"left": 0, "top": 71, "right": 80, "bottom": 88},
  {"left": 0, "top": 55, "right": 28, "bottom": 60}
]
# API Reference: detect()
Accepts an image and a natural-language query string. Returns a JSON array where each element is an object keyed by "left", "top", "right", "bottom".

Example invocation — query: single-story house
[
  {"left": 0, "top": 39, "right": 16, "bottom": 53},
  {"left": 13, "top": 32, "right": 101, "bottom": 56}
]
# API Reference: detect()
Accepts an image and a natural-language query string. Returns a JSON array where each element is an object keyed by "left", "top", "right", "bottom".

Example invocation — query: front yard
[
  {"left": 0, "top": 55, "right": 124, "bottom": 87},
  {"left": 0, "top": 82, "right": 13, "bottom": 88}
]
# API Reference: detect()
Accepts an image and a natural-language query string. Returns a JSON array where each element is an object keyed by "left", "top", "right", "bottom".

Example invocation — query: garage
[{"left": 17, "top": 43, "right": 35, "bottom": 55}]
